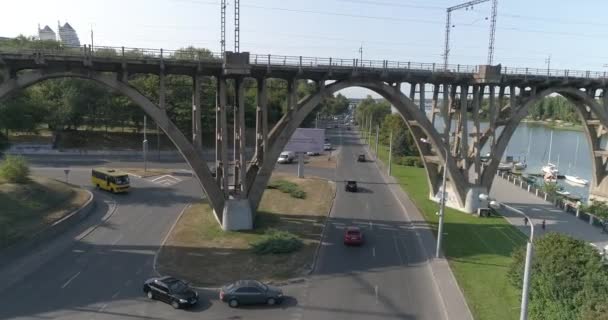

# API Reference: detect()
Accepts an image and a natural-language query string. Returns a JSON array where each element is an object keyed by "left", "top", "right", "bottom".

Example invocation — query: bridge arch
[
  {"left": 481, "top": 86, "right": 606, "bottom": 191},
  {"left": 248, "top": 78, "right": 468, "bottom": 210},
  {"left": 0, "top": 70, "right": 225, "bottom": 221}
]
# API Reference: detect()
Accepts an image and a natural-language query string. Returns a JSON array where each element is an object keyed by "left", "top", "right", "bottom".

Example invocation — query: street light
[
  {"left": 478, "top": 193, "right": 534, "bottom": 320},
  {"left": 420, "top": 137, "right": 448, "bottom": 259}
]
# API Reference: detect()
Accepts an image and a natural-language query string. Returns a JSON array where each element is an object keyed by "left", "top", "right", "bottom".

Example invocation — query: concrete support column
[
  {"left": 509, "top": 85, "right": 516, "bottom": 116},
  {"left": 498, "top": 85, "right": 505, "bottom": 112},
  {"left": 419, "top": 83, "right": 426, "bottom": 114},
  {"left": 256, "top": 78, "right": 268, "bottom": 163},
  {"left": 472, "top": 85, "right": 482, "bottom": 184},
  {"left": 217, "top": 77, "right": 229, "bottom": 194},
  {"left": 489, "top": 86, "right": 497, "bottom": 149},
  {"left": 460, "top": 85, "right": 469, "bottom": 170},
  {"left": 409, "top": 82, "right": 416, "bottom": 101},
  {"left": 192, "top": 74, "right": 202, "bottom": 152},
  {"left": 430, "top": 85, "right": 439, "bottom": 126},
  {"left": 442, "top": 84, "right": 451, "bottom": 145},
  {"left": 236, "top": 78, "right": 247, "bottom": 195}
]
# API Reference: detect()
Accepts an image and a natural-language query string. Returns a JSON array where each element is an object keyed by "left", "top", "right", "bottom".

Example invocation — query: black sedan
[
  {"left": 345, "top": 180, "right": 358, "bottom": 192},
  {"left": 143, "top": 276, "right": 198, "bottom": 309},
  {"left": 220, "top": 280, "right": 283, "bottom": 307}
]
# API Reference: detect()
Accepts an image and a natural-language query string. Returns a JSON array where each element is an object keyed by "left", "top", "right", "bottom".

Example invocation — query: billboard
[{"left": 284, "top": 128, "right": 325, "bottom": 153}]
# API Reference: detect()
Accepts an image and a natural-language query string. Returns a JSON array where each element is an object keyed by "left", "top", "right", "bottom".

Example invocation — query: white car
[
  {"left": 277, "top": 151, "right": 295, "bottom": 164},
  {"left": 323, "top": 143, "right": 332, "bottom": 151}
]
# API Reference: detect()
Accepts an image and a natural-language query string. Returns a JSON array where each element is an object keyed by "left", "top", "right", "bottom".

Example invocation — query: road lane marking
[
  {"left": 372, "top": 247, "right": 376, "bottom": 257},
  {"left": 112, "top": 291, "right": 120, "bottom": 299},
  {"left": 374, "top": 285, "right": 379, "bottom": 304},
  {"left": 111, "top": 234, "right": 123, "bottom": 245},
  {"left": 61, "top": 271, "right": 81, "bottom": 289},
  {"left": 98, "top": 304, "right": 107, "bottom": 312}
]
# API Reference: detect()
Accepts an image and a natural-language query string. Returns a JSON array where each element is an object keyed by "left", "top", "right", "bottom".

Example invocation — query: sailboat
[
  {"left": 565, "top": 137, "right": 589, "bottom": 185},
  {"left": 514, "top": 132, "right": 531, "bottom": 170},
  {"left": 541, "top": 131, "right": 559, "bottom": 177}
]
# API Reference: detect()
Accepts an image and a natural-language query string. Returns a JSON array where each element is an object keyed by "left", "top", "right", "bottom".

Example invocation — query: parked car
[
  {"left": 345, "top": 180, "right": 358, "bottom": 192},
  {"left": 323, "top": 143, "right": 332, "bottom": 151},
  {"left": 344, "top": 226, "right": 364, "bottom": 246},
  {"left": 277, "top": 151, "right": 296, "bottom": 164},
  {"left": 357, "top": 154, "right": 366, "bottom": 162},
  {"left": 220, "top": 280, "right": 283, "bottom": 307},
  {"left": 143, "top": 276, "right": 198, "bottom": 309}
]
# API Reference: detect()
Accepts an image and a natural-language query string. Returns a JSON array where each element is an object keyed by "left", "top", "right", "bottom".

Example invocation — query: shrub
[
  {"left": 251, "top": 229, "right": 303, "bottom": 254},
  {"left": 0, "top": 155, "right": 30, "bottom": 183},
  {"left": 394, "top": 156, "right": 423, "bottom": 167},
  {"left": 268, "top": 179, "right": 307, "bottom": 199}
]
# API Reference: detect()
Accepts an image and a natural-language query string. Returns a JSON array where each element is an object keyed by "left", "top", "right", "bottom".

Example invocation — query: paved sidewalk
[
  {"left": 361, "top": 138, "right": 474, "bottom": 320},
  {"left": 490, "top": 176, "right": 608, "bottom": 249}
]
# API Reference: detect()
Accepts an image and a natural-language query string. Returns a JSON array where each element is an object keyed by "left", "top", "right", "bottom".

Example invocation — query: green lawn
[{"left": 373, "top": 142, "right": 526, "bottom": 320}]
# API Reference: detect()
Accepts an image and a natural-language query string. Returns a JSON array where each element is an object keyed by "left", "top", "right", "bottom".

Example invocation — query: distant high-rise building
[
  {"left": 57, "top": 21, "right": 80, "bottom": 47},
  {"left": 38, "top": 24, "right": 56, "bottom": 41}
]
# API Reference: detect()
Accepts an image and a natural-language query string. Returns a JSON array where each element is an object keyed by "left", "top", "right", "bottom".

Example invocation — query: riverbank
[{"left": 520, "top": 119, "right": 583, "bottom": 131}]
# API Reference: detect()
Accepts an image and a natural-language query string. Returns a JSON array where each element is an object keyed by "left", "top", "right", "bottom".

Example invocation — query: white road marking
[
  {"left": 98, "top": 304, "right": 107, "bottom": 312},
  {"left": 112, "top": 291, "right": 120, "bottom": 299},
  {"left": 61, "top": 271, "right": 81, "bottom": 289},
  {"left": 111, "top": 234, "right": 123, "bottom": 245},
  {"left": 374, "top": 285, "right": 379, "bottom": 304},
  {"left": 372, "top": 247, "right": 376, "bottom": 257},
  {"left": 72, "top": 249, "right": 85, "bottom": 253}
]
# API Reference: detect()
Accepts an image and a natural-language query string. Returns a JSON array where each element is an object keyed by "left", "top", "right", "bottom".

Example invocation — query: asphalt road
[
  {"left": 0, "top": 122, "right": 444, "bottom": 319},
  {"left": 297, "top": 127, "right": 445, "bottom": 320}
]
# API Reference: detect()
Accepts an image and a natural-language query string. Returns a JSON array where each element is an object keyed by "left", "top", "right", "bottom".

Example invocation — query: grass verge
[
  {"left": 374, "top": 143, "right": 526, "bottom": 320},
  {"left": 156, "top": 174, "right": 335, "bottom": 286},
  {"left": 0, "top": 176, "right": 90, "bottom": 248}
]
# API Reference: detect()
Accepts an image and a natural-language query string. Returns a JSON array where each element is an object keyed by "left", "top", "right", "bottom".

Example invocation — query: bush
[
  {"left": 394, "top": 156, "right": 423, "bottom": 167},
  {"left": 268, "top": 180, "right": 307, "bottom": 199},
  {"left": 0, "top": 155, "right": 30, "bottom": 183},
  {"left": 251, "top": 229, "right": 303, "bottom": 254}
]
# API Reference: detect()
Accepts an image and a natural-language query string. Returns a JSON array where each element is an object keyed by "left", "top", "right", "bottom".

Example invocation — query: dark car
[
  {"left": 345, "top": 180, "right": 358, "bottom": 192},
  {"left": 357, "top": 154, "right": 366, "bottom": 162},
  {"left": 220, "top": 280, "right": 283, "bottom": 307},
  {"left": 143, "top": 276, "right": 198, "bottom": 309},
  {"left": 344, "top": 226, "right": 364, "bottom": 246},
  {"left": 346, "top": 126, "right": 351, "bottom": 130}
]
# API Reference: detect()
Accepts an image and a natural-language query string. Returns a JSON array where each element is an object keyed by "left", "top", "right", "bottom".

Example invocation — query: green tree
[
  {"left": 0, "top": 155, "right": 30, "bottom": 183},
  {"left": 508, "top": 233, "right": 608, "bottom": 320}
]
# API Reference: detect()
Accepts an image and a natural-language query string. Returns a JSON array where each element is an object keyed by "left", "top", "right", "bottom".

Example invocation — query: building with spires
[
  {"left": 57, "top": 21, "right": 80, "bottom": 47},
  {"left": 38, "top": 24, "right": 56, "bottom": 41}
]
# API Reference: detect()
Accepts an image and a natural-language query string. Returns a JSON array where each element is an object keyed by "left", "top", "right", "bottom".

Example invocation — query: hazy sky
[{"left": 2, "top": 0, "right": 607, "bottom": 97}]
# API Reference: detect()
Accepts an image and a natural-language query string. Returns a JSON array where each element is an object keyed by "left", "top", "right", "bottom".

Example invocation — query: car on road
[
  {"left": 277, "top": 151, "right": 296, "bottom": 164},
  {"left": 346, "top": 126, "right": 351, "bottom": 130},
  {"left": 344, "top": 226, "right": 364, "bottom": 246},
  {"left": 306, "top": 151, "right": 320, "bottom": 156},
  {"left": 220, "top": 280, "right": 283, "bottom": 307},
  {"left": 323, "top": 143, "right": 332, "bottom": 151},
  {"left": 345, "top": 180, "right": 358, "bottom": 192},
  {"left": 143, "top": 276, "right": 198, "bottom": 309},
  {"left": 357, "top": 154, "right": 366, "bottom": 162}
]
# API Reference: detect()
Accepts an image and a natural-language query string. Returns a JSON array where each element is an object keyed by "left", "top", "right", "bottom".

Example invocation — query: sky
[{"left": 2, "top": 0, "right": 607, "bottom": 97}]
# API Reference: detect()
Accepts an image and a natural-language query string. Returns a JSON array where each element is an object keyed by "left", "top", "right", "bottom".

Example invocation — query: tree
[{"left": 508, "top": 233, "right": 608, "bottom": 320}]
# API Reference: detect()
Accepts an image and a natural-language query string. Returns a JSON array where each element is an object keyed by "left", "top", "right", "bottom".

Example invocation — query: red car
[{"left": 344, "top": 226, "right": 364, "bottom": 246}]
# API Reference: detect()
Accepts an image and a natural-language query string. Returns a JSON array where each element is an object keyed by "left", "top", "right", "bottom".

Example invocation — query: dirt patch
[
  {"left": 156, "top": 174, "right": 335, "bottom": 286},
  {"left": 305, "top": 153, "right": 337, "bottom": 169},
  {"left": 0, "top": 176, "right": 90, "bottom": 248}
]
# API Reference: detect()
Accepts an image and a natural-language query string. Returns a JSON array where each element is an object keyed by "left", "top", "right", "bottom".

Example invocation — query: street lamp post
[
  {"left": 143, "top": 115, "right": 148, "bottom": 172},
  {"left": 420, "top": 138, "right": 448, "bottom": 258},
  {"left": 479, "top": 194, "right": 534, "bottom": 320},
  {"left": 388, "top": 130, "right": 393, "bottom": 176}
]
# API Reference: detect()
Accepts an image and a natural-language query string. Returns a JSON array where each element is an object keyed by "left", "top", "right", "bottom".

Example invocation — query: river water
[{"left": 430, "top": 116, "right": 592, "bottom": 200}]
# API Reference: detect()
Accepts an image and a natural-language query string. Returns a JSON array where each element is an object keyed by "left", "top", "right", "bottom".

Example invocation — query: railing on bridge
[{"left": 1, "top": 44, "right": 607, "bottom": 80}]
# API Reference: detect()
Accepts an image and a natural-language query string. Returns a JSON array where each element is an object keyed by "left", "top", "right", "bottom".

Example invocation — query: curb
[
  {"left": 307, "top": 179, "right": 337, "bottom": 276},
  {"left": 0, "top": 187, "right": 96, "bottom": 293},
  {"left": 153, "top": 203, "right": 191, "bottom": 278}
]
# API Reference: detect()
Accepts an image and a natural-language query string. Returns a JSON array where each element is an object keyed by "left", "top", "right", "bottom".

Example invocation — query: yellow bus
[{"left": 91, "top": 168, "right": 130, "bottom": 193}]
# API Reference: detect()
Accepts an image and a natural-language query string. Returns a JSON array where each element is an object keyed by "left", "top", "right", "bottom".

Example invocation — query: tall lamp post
[
  {"left": 420, "top": 138, "right": 448, "bottom": 258},
  {"left": 479, "top": 193, "right": 534, "bottom": 320}
]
